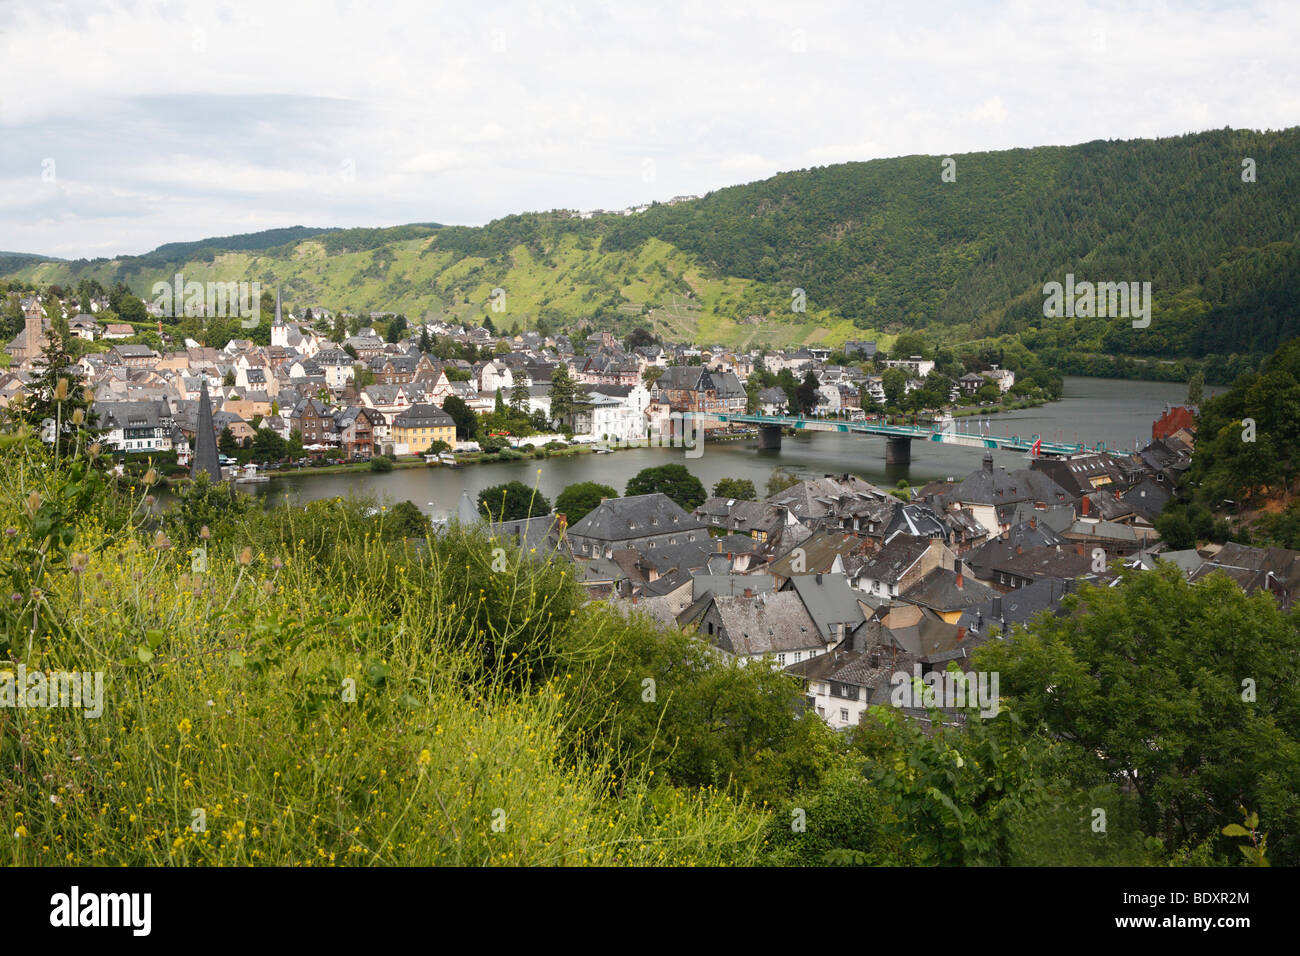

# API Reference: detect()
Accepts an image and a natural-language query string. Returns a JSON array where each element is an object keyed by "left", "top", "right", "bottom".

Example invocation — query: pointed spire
[
  {"left": 274, "top": 288, "right": 283, "bottom": 326},
  {"left": 191, "top": 379, "right": 222, "bottom": 483},
  {"left": 457, "top": 489, "right": 480, "bottom": 524}
]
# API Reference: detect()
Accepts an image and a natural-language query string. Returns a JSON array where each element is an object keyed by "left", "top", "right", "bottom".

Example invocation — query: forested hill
[{"left": 4, "top": 128, "right": 1298, "bottom": 366}]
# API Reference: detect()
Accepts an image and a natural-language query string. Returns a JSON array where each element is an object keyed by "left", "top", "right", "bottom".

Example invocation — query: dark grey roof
[
  {"left": 392, "top": 404, "right": 453, "bottom": 428},
  {"left": 781, "top": 573, "right": 868, "bottom": 642},
  {"left": 946, "top": 455, "right": 1073, "bottom": 507},
  {"left": 567, "top": 493, "right": 706, "bottom": 543}
]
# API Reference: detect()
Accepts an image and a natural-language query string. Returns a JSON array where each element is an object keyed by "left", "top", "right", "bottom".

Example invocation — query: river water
[{"left": 241, "top": 377, "right": 1215, "bottom": 521}]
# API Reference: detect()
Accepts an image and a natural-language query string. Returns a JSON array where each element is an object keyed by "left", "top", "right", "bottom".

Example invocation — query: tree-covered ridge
[
  {"left": 604, "top": 128, "right": 1300, "bottom": 329},
  {"left": 1166, "top": 334, "right": 1300, "bottom": 547},
  {"left": 4, "top": 128, "right": 1298, "bottom": 362}
]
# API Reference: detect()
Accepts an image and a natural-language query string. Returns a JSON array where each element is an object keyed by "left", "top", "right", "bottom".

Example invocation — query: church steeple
[
  {"left": 191, "top": 379, "right": 222, "bottom": 483},
  {"left": 274, "top": 288, "right": 283, "bottom": 326}
]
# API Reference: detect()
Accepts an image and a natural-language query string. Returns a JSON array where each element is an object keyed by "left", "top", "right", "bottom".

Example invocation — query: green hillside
[{"left": 5, "top": 127, "right": 1299, "bottom": 364}]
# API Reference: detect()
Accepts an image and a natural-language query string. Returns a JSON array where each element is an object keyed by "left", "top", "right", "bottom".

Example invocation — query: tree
[
  {"left": 108, "top": 282, "right": 147, "bottom": 325},
  {"left": 251, "top": 428, "right": 287, "bottom": 462},
  {"left": 881, "top": 367, "right": 908, "bottom": 408},
  {"left": 287, "top": 429, "right": 304, "bottom": 460},
  {"left": 796, "top": 370, "right": 821, "bottom": 414},
  {"left": 223, "top": 370, "right": 236, "bottom": 387},
  {"left": 555, "top": 481, "right": 618, "bottom": 523},
  {"left": 442, "top": 396, "right": 478, "bottom": 441},
  {"left": 549, "top": 365, "right": 579, "bottom": 428},
  {"left": 7, "top": 325, "right": 98, "bottom": 459},
  {"left": 494, "top": 387, "right": 506, "bottom": 415},
  {"left": 217, "top": 427, "right": 238, "bottom": 457},
  {"left": 891, "top": 332, "right": 929, "bottom": 359},
  {"left": 624, "top": 326, "right": 656, "bottom": 351},
  {"left": 385, "top": 314, "right": 408, "bottom": 343},
  {"left": 510, "top": 379, "right": 531, "bottom": 416},
  {"left": 977, "top": 564, "right": 1300, "bottom": 865},
  {"left": 418, "top": 327, "right": 432, "bottom": 353},
  {"left": 712, "top": 477, "right": 757, "bottom": 501},
  {"left": 477, "top": 481, "right": 551, "bottom": 521},
  {"left": 379, "top": 500, "right": 429, "bottom": 540},
  {"left": 625, "top": 464, "right": 706, "bottom": 511},
  {"left": 766, "top": 467, "right": 800, "bottom": 498},
  {"left": 1187, "top": 369, "right": 1205, "bottom": 406},
  {"left": 642, "top": 365, "right": 665, "bottom": 388},
  {"left": 369, "top": 455, "right": 394, "bottom": 472}
]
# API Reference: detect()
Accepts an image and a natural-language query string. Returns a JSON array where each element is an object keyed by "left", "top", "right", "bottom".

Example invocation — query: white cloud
[{"left": 0, "top": 0, "right": 1297, "bottom": 257}]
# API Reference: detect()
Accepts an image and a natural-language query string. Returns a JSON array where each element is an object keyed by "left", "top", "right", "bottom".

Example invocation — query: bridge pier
[
  {"left": 885, "top": 436, "right": 912, "bottom": 464},
  {"left": 757, "top": 425, "right": 783, "bottom": 450}
]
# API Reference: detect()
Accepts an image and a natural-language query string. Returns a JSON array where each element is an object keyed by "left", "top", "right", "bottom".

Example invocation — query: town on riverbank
[{"left": 2, "top": 288, "right": 1065, "bottom": 489}]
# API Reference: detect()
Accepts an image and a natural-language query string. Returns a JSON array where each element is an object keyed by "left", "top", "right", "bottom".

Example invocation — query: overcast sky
[{"left": 1, "top": 0, "right": 1296, "bottom": 260}]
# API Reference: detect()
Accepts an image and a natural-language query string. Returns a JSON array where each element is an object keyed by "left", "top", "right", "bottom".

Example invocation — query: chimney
[
  {"left": 982, "top": 451, "right": 993, "bottom": 474},
  {"left": 1016, "top": 545, "right": 1022, "bottom": 555},
  {"left": 1030, "top": 516, "right": 1037, "bottom": 531},
  {"left": 992, "top": 595, "right": 1003, "bottom": 620},
  {"left": 1075, "top": 543, "right": 1084, "bottom": 556},
  {"left": 631, "top": 594, "right": 638, "bottom": 605},
  {"left": 956, "top": 572, "right": 964, "bottom": 589},
  {"left": 815, "top": 573, "right": 822, "bottom": 585},
  {"left": 716, "top": 539, "right": 723, "bottom": 552},
  {"left": 956, "top": 626, "right": 967, "bottom": 642},
  {"left": 743, "top": 587, "right": 753, "bottom": 599},
  {"left": 1081, "top": 495, "right": 1090, "bottom": 517},
  {"left": 557, "top": 513, "right": 567, "bottom": 531}
]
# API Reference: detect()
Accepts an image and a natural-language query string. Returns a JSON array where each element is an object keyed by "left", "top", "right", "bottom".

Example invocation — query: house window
[
  {"left": 777, "top": 653, "right": 786, "bottom": 666},
  {"left": 794, "top": 652, "right": 802, "bottom": 663},
  {"left": 840, "top": 709, "right": 849, "bottom": 723}
]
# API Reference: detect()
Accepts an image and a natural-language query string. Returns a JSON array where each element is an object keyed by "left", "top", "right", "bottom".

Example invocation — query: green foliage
[
  {"left": 848, "top": 701, "right": 1053, "bottom": 865},
  {"left": 554, "top": 481, "right": 617, "bottom": 524},
  {"left": 379, "top": 500, "right": 429, "bottom": 540},
  {"left": 765, "top": 467, "right": 800, "bottom": 498},
  {"left": 162, "top": 471, "right": 259, "bottom": 547},
  {"left": 556, "top": 609, "right": 845, "bottom": 806},
  {"left": 369, "top": 455, "right": 393, "bottom": 472},
  {"left": 624, "top": 464, "right": 706, "bottom": 511},
  {"left": 441, "top": 396, "right": 478, "bottom": 441},
  {"left": 477, "top": 481, "right": 551, "bottom": 522},
  {"left": 712, "top": 477, "right": 757, "bottom": 501},
  {"left": 1178, "top": 336, "right": 1300, "bottom": 512},
  {"left": 975, "top": 564, "right": 1300, "bottom": 865},
  {"left": 762, "top": 769, "right": 921, "bottom": 866}
]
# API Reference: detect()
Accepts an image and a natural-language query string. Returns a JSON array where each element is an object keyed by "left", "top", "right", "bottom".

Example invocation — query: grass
[{"left": 0, "top": 436, "right": 768, "bottom": 865}]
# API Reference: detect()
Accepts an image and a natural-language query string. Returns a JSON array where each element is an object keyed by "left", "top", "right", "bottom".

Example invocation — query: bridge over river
[{"left": 698, "top": 412, "right": 1133, "bottom": 464}]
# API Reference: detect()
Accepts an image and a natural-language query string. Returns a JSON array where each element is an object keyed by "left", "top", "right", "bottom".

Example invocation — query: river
[{"left": 240, "top": 377, "right": 1216, "bottom": 520}]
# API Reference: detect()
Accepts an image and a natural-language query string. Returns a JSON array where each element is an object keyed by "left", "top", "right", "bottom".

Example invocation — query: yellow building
[{"left": 391, "top": 403, "right": 456, "bottom": 453}]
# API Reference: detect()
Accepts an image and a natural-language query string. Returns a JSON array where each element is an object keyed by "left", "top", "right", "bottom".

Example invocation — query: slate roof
[
  {"left": 392, "top": 404, "right": 453, "bottom": 429},
  {"left": 686, "top": 591, "right": 824, "bottom": 657},
  {"left": 847, "top": 534, "right": 932, "bottom": 585},
  {"left": 945, "top": 454, "right": 1073, "bottom": 507},
  {"left": 567, "top": 493, "right": 706, "bottom": 543},
  {"left": 767, "top": 530, "right": 863, "bottom": 577},
  {"left": 903, "top": 567, "right": 996, "bottom": 614},
  {"left": 780, "top": 572, "right": 869, "bottom": 642}
]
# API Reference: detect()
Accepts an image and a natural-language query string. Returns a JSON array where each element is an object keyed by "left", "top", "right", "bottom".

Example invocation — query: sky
[{"left": 0, "top": 0, "right": 1297, "bottom": 260}]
